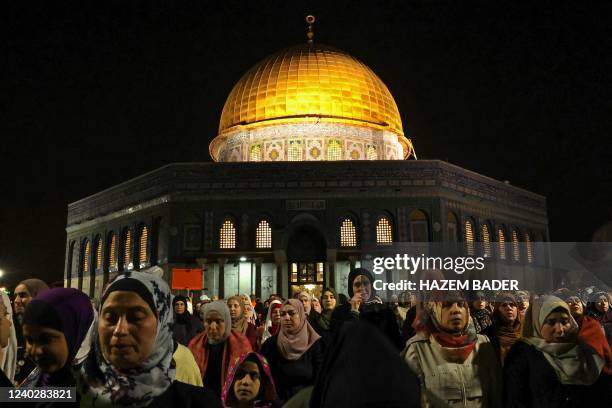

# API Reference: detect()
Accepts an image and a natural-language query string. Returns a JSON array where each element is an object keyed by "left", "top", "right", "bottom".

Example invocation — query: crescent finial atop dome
[{"left": 306, "top": 15, "right": 315, "bottom": 44}]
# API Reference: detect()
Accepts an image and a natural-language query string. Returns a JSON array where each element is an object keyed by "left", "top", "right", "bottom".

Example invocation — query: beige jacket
[{"left": 402, "top": 333, "right": 501, "bottom": 408}]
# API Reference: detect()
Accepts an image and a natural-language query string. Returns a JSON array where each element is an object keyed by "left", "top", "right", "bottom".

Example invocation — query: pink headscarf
[{"left": 276, "top": 299, "right": 321, "bottom": 361}]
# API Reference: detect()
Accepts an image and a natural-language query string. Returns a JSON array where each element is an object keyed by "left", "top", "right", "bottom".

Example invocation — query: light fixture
[
  {"left": 239, "top": 256, "right": 247, "bottom": 262},
  {"left": 0, "top": 269, "right": 4, "bottom": 278}
]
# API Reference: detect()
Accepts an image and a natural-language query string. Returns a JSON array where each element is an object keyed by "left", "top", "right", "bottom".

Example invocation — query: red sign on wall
[{"left": 171, "top": 268, "right": 203, "bottom": 290}]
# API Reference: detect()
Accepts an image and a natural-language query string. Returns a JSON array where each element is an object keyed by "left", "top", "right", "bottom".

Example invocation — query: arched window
[
  {"left": 94, "top": 236, "right": 103, "bottom": 271},
  {"left": 340, "top": 218, "right": 357, "bottom": 247},
  {"left": 123, "top": 228, "right": 133, "bottom": 270},
  {"left": 376, "top": 216, "right": 393, "bottom": 245},
  {"left": 250, "top": 144, "right": 262, "bottom": 162},
  {"left": 366, "top": 145, "right": 378, "bottom": 160},
  {"left": 139, "top": 225, "right": 149, "bottom": 268},
  {"left": 220, "top": 219, "right": 236, "bottom": 249},
  {"left": 497, "top": 226, "right": 507, "bottom": 260},
  {"left": 82, "top": 239, "right": 91, "bottom": 274},
  {"left": 447, "top": 212, "right": 459, "bottom": 242},
  {"left": 256, "top": 220, "right": 272, "bottom": 249},
  {"left": 511, "top": 228, "right": 521, "bottom": 261},
  {"left": 66, "top": 241, "right": 76, "bottom": 287},
  {"left": 525, "top": 232, "right": 535, "bottom": 264},
  {"left": 465, "top": 219, "right": 475, "bottom": 256},
  {"left": 107, "top": 232, "right": 117, "bottom": 271},
  {"left": 327, "top": 139, "right": 342, "bottom": 161},
  {"left": 480, "top": 223, "right": 492, "bottom": 258},
  {"left": 409, "top": 210, "right": 429, "bottom": 242},
  {"left": 288, "top": 140, "right": 303, "bottom": 161}
]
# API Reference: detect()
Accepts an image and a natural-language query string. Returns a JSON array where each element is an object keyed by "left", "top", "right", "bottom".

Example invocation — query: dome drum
[{"left": 211, "top": 122, "right": 406, "bottom": 162}]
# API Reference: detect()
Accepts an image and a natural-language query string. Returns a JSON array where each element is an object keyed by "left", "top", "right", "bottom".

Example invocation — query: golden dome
[{"left": 210, "top": 43, "right": 415, "bottom": 162}]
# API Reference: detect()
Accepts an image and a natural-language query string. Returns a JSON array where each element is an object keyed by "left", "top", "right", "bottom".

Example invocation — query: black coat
[
  {"left": 149, "top": 380, "right": 222, "bottom": 408},
  {"left": 331, "top": 302, "right": 403, "bottom": 350},
  {"left": 172, "top": 313, "right": 203, "bottom": 346},
  {"left": 259, "top": 334, "right": 324, "bottom": 402},
  {"left": 503, "top": 341, "right": 610, "bottom": 408}
]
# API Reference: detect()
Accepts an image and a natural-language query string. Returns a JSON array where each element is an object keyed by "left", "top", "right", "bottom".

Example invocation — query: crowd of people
[{"left": 0, "top": 266, "right": 610, "bottom": 407}]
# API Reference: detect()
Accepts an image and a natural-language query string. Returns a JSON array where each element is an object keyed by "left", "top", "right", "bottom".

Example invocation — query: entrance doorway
[{"left": 286, "top": 223, "right": 327, "bottom": 299}]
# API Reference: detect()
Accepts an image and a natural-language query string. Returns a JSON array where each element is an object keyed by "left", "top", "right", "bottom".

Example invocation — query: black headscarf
[
  {"left": 173, "top": 295, "right": 192, "bottom": 326},
  {"left": 347, "top": 268, "right": 376, "bottom": 299},
  {"left": 309, "top": 319, "right": 421, "bottom": 407}
]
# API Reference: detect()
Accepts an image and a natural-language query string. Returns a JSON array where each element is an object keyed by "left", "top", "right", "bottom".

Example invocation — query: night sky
[{"left": 3, "top": 1, "right": 611, "bottom": 289}]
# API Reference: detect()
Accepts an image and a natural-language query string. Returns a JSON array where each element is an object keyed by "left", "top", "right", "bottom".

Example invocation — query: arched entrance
[{"left": 286, "top": 224, "right": 326, "bottom": 298}]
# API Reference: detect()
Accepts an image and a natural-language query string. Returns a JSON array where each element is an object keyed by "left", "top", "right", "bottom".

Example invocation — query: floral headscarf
[
  {"left": 76, "top": 269, "right": 176, "bottom": 407},
  {"left": 221, "top": 352, "right": 277, "bottom": 407}
]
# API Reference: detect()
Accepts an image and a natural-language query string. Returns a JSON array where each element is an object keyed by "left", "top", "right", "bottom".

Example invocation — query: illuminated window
[
  {"left": 498, "top": 227, "right": 506, "bottom": 260},
  {"left": 447, "top": 212, "right": 459, "bottom": 242},
  {"left": 108, "top": 233, "right": 117, "bottom": 271},
  {"left": 139, "top": 225, "right": 149, "bottom": 267},
  {"left": 256, "top": 220, "right": 272, "bottom": 249},
  {"left": 366, "top": 144, "right": 378, "bottom": 160},
  {"left": 525, "top": 233, "right": 534, "bottom": 264},
  {"left": 512, "top": 229, "right": 521, "bottom": 261},
  {"left": 124, "top": 229, "right": 133, "bottom": 270},
  {"left": 340, "top": 218, "right": 357, "bottom": 247},
  {"left": 82, "top": 240, "right": 91, "bottom": 273},
  {"left": 288, "top": 140, "right": 303, "bottom": 161},
  {"left": 250, "top": 144, "right": 262, "bottom": 162},
  {"left": 376, "top": 217, "right": 393, "bottom": 245},
  {"left": 480, "top": 224, "right": 492, "bottom": 258},
  {"left": 220, "top": 219, "right": 236, "bottom": 249},
  {"left": 327, "top": 139, "right": 342, "bottom": 161},
  {"left": 410, "top": 210, "right": 429, "bottom": 242},
  {"left": 465, "top": 220, "right": 475, "bottom": 256},
  {"left": 94, "top": 237, "right": 103, "bottom": 271}
]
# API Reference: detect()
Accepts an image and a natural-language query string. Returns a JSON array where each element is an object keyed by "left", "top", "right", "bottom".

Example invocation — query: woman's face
[
  {"left": 99, "top": 291, "right": 158, "bottom": 371},
  {"left": 595, "top": 296, "right": 609, "bottom": 313},
  {"left": 321, "top": 291, "right": 336, "bottom": 311},
  {"left": 271, "top": 307, "right": 281, "bottom": 324},
  {"left": 204, "top": 310, "right": 226, "bottom": 342},
  {"left": 0, "top": 301, "right": 11, "bottom": 348},
  {"left": 228, "top": 299, "right": 242, "bottom": 320},
  {"left": 280, "top": 304, "right": 301, "bottom": 332},
  {"left": 540, "top": 310, "right": 573, "bottom": 343},
  {"left": 565, "top": 297, "right": 583, "bottom": 317},
  {"left": 23, "top": 324, "right": 69, "bottom": 374},
  {"left": 174, "top": 301, "right": 186, "bottom": 315},
  {"left": 13, "top": 284, "right": 32, "bottom": 315},
  {"left": 233, "top": 360, "right": 261, "bottom": 403},
  {"left": 497, "top": 302, "right": 518, "bottom": 323},
  {"left": 352, "top": 275, "right": 372, "bottom": 301},
  {"left": 298, "top": 293, "right": 311, "bottom": 313},
  {"left": 440, "top": 302, "right": 468, "bottom": 333},
  {"left": 311, "top": 298, "right": 321, "bottom": 313},
  {"left": 472, "top": 299, "right": 487, "bottom": 310}
]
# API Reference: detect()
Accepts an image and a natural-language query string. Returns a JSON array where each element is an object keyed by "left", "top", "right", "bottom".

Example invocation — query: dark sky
[{"left": 3, "top": 1, "right": 611, "bottom": 288}]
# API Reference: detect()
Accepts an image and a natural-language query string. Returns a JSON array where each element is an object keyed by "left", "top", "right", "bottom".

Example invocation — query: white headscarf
[
  {"left": 76, "top": 269, "right": 176, "bottom": 407},
  {"left": 261, "top": 300, "right": 282, "bottom": 344},
  {"left": 0, "top": 291, "right": 17, "bottom": 383},
  {"left": 201, "top": 301, "right": 232, "bottom": 344}
]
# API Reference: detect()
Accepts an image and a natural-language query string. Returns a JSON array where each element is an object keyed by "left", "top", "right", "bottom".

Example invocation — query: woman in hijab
[
  {"left": 221, "top": 352, "right": 278, "bottom": 408},
  {"left": 504, "top": 295, "right": 609, "bottom": 407},
  {"left": 0, "top": 291, "right": 17, "bottom": 385},
  {"left": 241, "top": 294, "right": 258, "bottom": 327},
  {"left": 331, "top": 268, "right": 402, "bottom": 349},
  {"left": 470, "top": 291, "right": 493, "bottom": 334},
  {"left": 402, "top": 290, "right": 501, "bottom": 407},
  {"left": 259, "top": 299, "right": 324, "bottom": 402},
  {"left": 258, "top": 300, "right": 282, "bottom": 347},
  {"left": 19, "top": 288, "right": 93, "bottom": 400},
  {"left": 172, "top": 295, "right": 203, "bottom": 346},
  {"left": 482, "top": 292, "right": 522, "bottom": 366},
  {"left": 308, "top": 319, "right": 420, "bottom": 408},
  {"left": 586, "top": 291, "right": 612, "bottom": 326},
  {"left": 188, "top": 301, "right": 252, "bottom": 398},
  {"left": 308, "top": 288, "right": 336, "bottom": 339},
  {"left": 13, "top": 278, "right": 49, "bottom": 384},
  {"left": 77, "top": 270, "right": 221, "bottom": 407},
  {"left": 228, "top": 296, "right": 258, "bottom": 350}
]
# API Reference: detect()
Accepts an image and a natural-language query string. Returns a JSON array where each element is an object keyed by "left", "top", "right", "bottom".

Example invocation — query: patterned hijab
[
  {"left": 77, "top": 269, "right": 176, "bottom": 407},
  {"left": 276, "top": 299, "right": 321, "bottom": 360},
  {"left": 221, "top": 352, "right": 277, "bottom": 407},
  {"left": 522, "top": 295, "right": 603, "bottom": 385}
]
